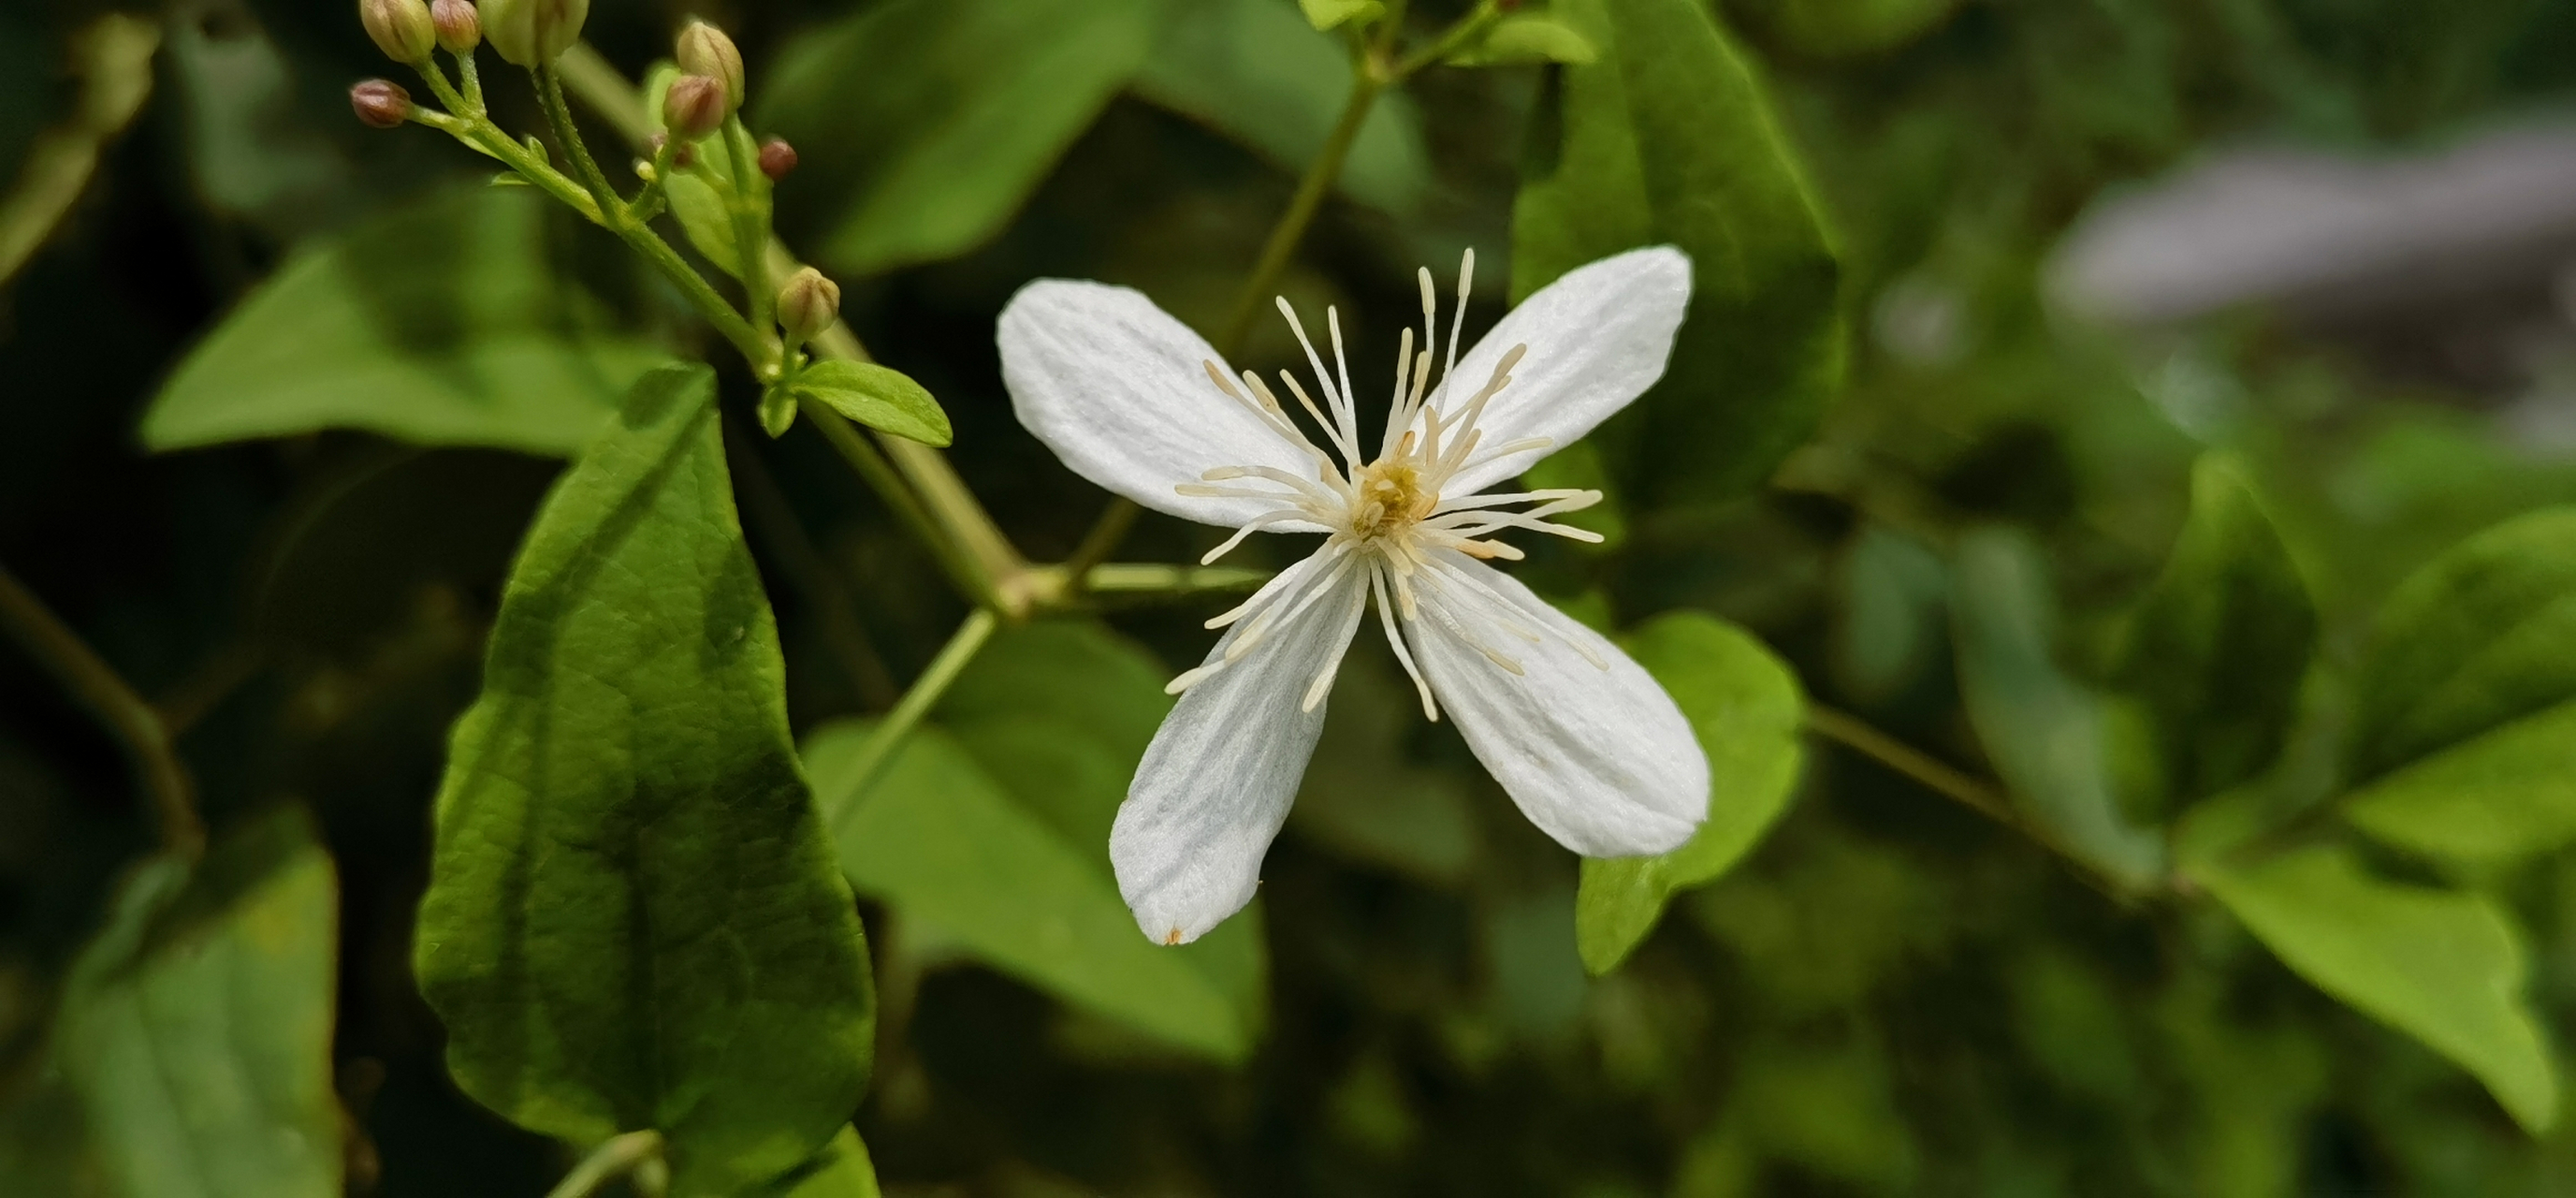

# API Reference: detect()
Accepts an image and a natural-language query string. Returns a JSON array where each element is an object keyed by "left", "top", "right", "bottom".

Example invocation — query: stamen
[
  {"left": 1200, "top": 509, "right": 1316, "bottom": 564},
  {"left": 1275, "top": 296, "right": 1346, "bottom": 415},
  {"left": 1446, "top": 250, "right": 1472, "bottom": 394},
  {"left": 1301, "top": 581, "right": 1370, "bottom": 712},
  {"left": 1370, "top": 565, "right": 1438, "bottom": 720},
  {"left": 1277, "top": 370, "right": 1358, "bottom": 466},
  {"left": 1325, "top": 306, "right": 1360, "bottom": 453}
]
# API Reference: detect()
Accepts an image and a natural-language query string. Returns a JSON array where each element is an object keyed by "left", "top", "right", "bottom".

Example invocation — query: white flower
[{"left": 998, "top": 247, "right": 1710, "bottom": 944}]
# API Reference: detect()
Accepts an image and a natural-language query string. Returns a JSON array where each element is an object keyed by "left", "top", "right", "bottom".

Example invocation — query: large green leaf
[
  {"left": 759, "top": 0, "right": 1163, "bottom": 276},
  {"left": 1575, "top": 611, "right": 1804, "bottom": 974},
  {"left": 2349, "top": 507, "right": 2576, "bottom": 782},
  {"left": 141, "top": 186, "right": 668, "bottom": 456},
  {"left": 1512, "top": 0, "right": 1842, "bottom": 506},
  {"left": 2179, "top": 797, "right": 2559, "bottom": 1132},
  {"left": 2114, "top": 453, "right": 2317, "bottom": 808},
  {"left": 772, "top": 1127, "right": 882, "bottom": 1198},
  {"left": 2345, "top": 702, "right": 2576, "bottom": 868},
  {"left": 33, "top": 809, "right": 343, "bottom": 1198},
  {"left": 1132, "top": 0, "right": 1430, "bottom": 216},
  {"left": 1951, "top": 530, "right": 2164, "bottom": 889},
  {"left": 805, "top": 719, "right": 1254, "bottom": 1061},
  {"left": 413, "top": 365, "right": 874, "bottom": 1195}
]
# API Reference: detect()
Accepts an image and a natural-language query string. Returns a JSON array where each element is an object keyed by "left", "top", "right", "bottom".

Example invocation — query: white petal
[
  {"left": 999, "top": 280, "right": 1328, "bottom": 528},
  {"left": 1405, "top": 553, "right": 1707, "bottom": 856},
  {"left": 1433, "top": 246, "right": 1691, "bottom": 497},
  {"left": 1112, "top": 565, "right": 1368, "bottom": 943}
]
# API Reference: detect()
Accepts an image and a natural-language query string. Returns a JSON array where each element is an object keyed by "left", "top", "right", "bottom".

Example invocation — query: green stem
[
  {"left": 800, "top": 396, "right": 1003, "bottom": 614},
  {"left": 0, "top": 564, "right": 202, "bottom": 856},
  {"left": 720, "top": 119, "right": 776, "bottom": 373},
  {"left": 1215, "top": 66, "right": 1385, "bottom": 355},
  {"left": 544, "top": 1132, "right": 664, "bottom": 1198},
  {"left": 1805, "top": 702, "right": 2128, "bottom": 898},
  {"left": 823, "top": 609, "right": 1000, "bottom": 820},
  {"left": 534, "top": 65, "right": 626, "bottom": 220},
  {"left": 552, "top": 46, "right": 1031, "bottom": 613}
]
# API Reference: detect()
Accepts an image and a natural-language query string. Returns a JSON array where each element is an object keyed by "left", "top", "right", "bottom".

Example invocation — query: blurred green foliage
[{"left": 7, "top": 0, "right": 2576, "bottom": 1193}]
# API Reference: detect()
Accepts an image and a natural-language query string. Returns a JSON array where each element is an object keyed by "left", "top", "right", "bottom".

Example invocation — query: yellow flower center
[{"left": 1350, "top": 454, "right": 1436, "bottom": 542}]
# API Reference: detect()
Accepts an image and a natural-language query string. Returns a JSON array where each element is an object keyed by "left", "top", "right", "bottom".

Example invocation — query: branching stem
[
  {"left": 0, "top": 565, "right": 202, "bottom": 856},
  {"left": 544, "top": 1131, "right": 665, "bottom": 1198}
]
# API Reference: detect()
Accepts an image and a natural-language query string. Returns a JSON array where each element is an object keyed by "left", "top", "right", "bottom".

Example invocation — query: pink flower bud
[
  {"left": 350, "top": 79, "right": 414, "bottom": 128},
  {"left": 758, "top": 138, "right": 797, "bottom": 182},
  {"left": 430, "top": 0, "right": 479, "bottom": 52},
  {"left": 662, "top": 74, "right": 727, "bottom": 141}
]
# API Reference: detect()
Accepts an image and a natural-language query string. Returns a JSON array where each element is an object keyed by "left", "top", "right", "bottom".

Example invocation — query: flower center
[
  {"left": 1163, "top": 249, "right": 1614, "bottom": 718},
  {"left": 1350, "top": 457, "right": 1435, "bottom": 542}
]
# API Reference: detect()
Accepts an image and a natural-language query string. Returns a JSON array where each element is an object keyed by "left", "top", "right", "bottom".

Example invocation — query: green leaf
[
  {"left": 414, "top": 365, "right": 874, "bottom": 1195},
  {"left": 48, "top": 809, "right": 342, "bottom": 1198},
  {"left": 1132, "top": 0, "right": 1430, "bottom": 215},
  {"left": 1448, "top": 14, "right": 1600, "bottom": 66},
  {"left": 772, "top": 1127, "right": 882, "bottom": 1198},
  {"left": 2114, "top": 453, "right": 2318, "bottom": 807},
  {"left": 1298, "top": 0, "right": 1383, "bottom": 31},
  {"left": 1748, "top": 0, "right": 1959, "bottom": 57},
  {"left": 937, "top": 620, "right": 1175, "bottom": 847},
  {"left": 142, "top": 185, "right": 670, "bottom": 457},
  {"left": 759, "top": 0, "right": 1162, "bottom": 276},
  {"left": 2350, "top": 506, "right": 2576, "bottom": 782},
  {"left": 933, "top": 620, "right": 1269, "bottom": 1037},
  {"left": 1513, "top": 0, "right": 1842, "bottom": 506},
  {"left": 793, "top": 359, "right": 953, "bottom": 446},
  {"left": 1950, "top": 529, "right": 2165, "bottom": 889},
  {"left": 805, "top": 719, "right": 1255, "bottom": 1061},
  {"left": 2345, "top": 702, "right": 2576, "bottom": 869},
  {"left": 2178, "top": 798, "right": 2559, "bottom": 1132},
  {"left": 1576, "top": 611, "right": 1804, "bottom": 974}
]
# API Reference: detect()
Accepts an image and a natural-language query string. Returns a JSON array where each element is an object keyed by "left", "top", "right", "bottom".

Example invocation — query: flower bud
[
  {"left": 360, "top": 0, "right": 437, "bottom": 63},
  {"left": 674, "top": 22, "right": 744, "bottom": 111},
  {"left": 662, "top": 74, "right": 727, "bottom": 141},
  {"left": 777, "top": 268, "right": 841, "bottom": 342},
  {"left": 350, "top": 79, "right": 414, "bottom": 128},
  {"left": 480, "top": 0, "right": 587, "bottom": 66},
  {"left": 647, "top": 131, "right": 697, "bottom": 170},
  {"left": 757, "top": 138, "right": 797, "bottom": 182},
  {"left": 430, "top": 0, "right": 480, "bottom": 52}
]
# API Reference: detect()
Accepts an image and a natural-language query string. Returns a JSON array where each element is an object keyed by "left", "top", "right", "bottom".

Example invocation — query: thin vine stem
[
  {"left": 823, "top": 608, "right": 1000, "bottom": 815},
  {"left": 1805, "top": 702, "right": 2130, "bottom": 898},
  {"left": 0, "top": 564, "right": 202, "bottom": 856},
  {"left": 543, "top": 1131, "right": 665, "bottom": 1198},
  {"left": 553, "top": 45, "right": 1029, "bottom": 614}
]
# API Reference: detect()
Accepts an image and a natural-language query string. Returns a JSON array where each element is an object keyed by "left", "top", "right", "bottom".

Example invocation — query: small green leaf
[
  {"left": 142, "top": 185, "right": 669, "bottom": 457},
  {"left": 1514, "top": 0, "right": 1842, "bottom": 506},
  {"left": 51, "top": 809, "right": 342, "bottom": 1198},
  {"left": 2114, "top": 453, "right": 2318, "bottom": 808},
  {"left": 774, "top": 1127, "right": 882, "bottom": 1198},
  {"left": 759, "top": 0, "right": 1161, "bottom": 276},
  {"left": 1448, "top": 13, "right": 1600, "bottom": 66},
  {"left": 1133, "top": 0, "right": 1430, "bottom": 215},
  {"left": 759, "top": 381, "right": 799, "bottom": 437},
  {"left": 2350, "top": 506, "right": 2576, "bottom": 782},
  {"left": 2179, "top": 798, "right": 2559, "bottom": 1132},
  {"left": 1298, "top": 0, "right": 1383, "bottom": 31},
  {"left": 2346, "top": 701, "right": 2576, "bottom": 868},
  {"left": 1951, "top": 529, "right": 2165, "bottom": 889},
  {"left": 667, "top": 174, "right": 742, "bottom": 278},
  {"left": 414, "top": 365, "right": 874, "bottom": 1195},
  {"left": 1576, "top": 611, "right": 1804, "bottom": 974},
  {"left": 793, "top": 359, "right": 953, "bottom": 446},
  {"left": 805, "top": 720, "right": 1254, "bottom": 1060}
]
